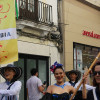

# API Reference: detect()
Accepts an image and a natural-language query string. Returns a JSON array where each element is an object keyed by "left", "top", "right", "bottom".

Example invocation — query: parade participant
[
  {"left": 0, "top": 64, "right": 22, "bottom": 100},
  {"left": 82, "top": 61, "right": 100, "bottom": 100},
  {"left": 27, "top": 68, "right": 46, "bottom": 100},
  {"left": 65, "top": 70, "right": 94, "bottom": 90},
  {"left": 65, "top": 70, "right": 81, "bottom": 87},
  {"left": 40, "top": 61, "right": 75, "bottom": 100}
]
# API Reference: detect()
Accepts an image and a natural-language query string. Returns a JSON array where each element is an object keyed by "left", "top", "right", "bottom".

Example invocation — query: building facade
[
  {"left": 14, "top": 0, "right": 62, "bottom": 99},
  {"left": 60, "top": 0, "right": 100, "bottom": 80}
]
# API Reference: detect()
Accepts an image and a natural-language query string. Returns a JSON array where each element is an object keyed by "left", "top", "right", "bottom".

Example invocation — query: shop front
[
  {"left": 62, "top": 0, "right": 100, "bottom": 82},
  {"left": 74, "top": 43, "right": 100, "bottom": 74}
]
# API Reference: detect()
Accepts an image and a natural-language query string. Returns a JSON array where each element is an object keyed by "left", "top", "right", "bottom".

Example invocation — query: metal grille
[{"left": 18, "top": 0, "right": 53, "bottom": 25}]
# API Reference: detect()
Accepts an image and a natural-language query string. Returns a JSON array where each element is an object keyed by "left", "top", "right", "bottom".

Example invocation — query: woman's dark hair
[
  {"left": 92, "top": 61, "right": 100, "bottom": 86},
  {"left": 30, "top": 68, "right": 38, "bottom": 75},
  {"left": 53, "top": 66, "right": 64, "bottom": 74},
  {"left": 92, "top": 61, "right": 100, "bottom": 73}
]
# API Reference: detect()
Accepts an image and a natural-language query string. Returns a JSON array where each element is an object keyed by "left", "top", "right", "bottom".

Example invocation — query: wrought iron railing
[
  {"left": 18, "top": 0, "right": 53, "bottom": 25},
  {"left": 38, "top": 1, "right": 53, "bottom": 24}
]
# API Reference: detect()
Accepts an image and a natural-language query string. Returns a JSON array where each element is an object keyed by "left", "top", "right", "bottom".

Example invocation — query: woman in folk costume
[
  {"left": 40, "top": 61, "right": 75, "bottom": 100},
  {"left": 0, "top": 64, "right": 22, "bottom": 100}
]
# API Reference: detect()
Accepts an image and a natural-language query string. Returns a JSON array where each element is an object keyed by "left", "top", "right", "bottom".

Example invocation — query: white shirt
[
  {"left": 0, "top": 81, "right": 22, "bottom": 100},
  {"left": 65, "top": 81, "right": 94, "bottom": 90},
  {"left": 26, "top": 76, "right": 43, "bottom": 100}
]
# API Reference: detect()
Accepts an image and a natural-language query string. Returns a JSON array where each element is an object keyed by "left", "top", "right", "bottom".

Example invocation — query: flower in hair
[{"left": 50, "top": 61, "right": 63, "bottom": 73}]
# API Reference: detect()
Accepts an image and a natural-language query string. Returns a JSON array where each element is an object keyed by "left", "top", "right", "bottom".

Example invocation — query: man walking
[{"left": 27, "top": 68, "right": 45, "bottom": 100}]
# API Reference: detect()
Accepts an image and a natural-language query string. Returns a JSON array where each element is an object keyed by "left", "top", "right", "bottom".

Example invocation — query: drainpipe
[{"left": 57, "top": 0, "right": 65, "bottom": 70}]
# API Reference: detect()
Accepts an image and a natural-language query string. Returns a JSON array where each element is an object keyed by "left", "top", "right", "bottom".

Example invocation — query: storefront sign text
[{"left": 82, "top": 30, "right": 100, "bottom": 39}]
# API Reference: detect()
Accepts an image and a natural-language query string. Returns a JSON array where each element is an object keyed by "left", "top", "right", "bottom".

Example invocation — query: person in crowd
[
  {"left": 26, "top": 68, "right": 46, "bottom": 100},
  {"left": 0, "top": 64, "right": 22, "bottom": 100},
  {"left": 65, "top": 70, "right": 94, "bottom": 90},
  {"left": 65, "top": 70, "right": 81, "bottom": 87},
  {"left": 82, "top": 61, "right": 100, "bottom": 100},
  {"left": 40, "top": 61, "right": 75, "bottom": 100}
]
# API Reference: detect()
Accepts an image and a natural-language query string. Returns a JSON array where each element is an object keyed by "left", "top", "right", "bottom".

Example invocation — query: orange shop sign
[{"left": 82, "top": 30, "right": 100, "bottom": 39}]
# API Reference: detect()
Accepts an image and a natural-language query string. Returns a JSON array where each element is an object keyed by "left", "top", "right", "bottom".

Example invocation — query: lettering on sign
[
  {"left": 82, "top": 30, "right": 100, "bottom": 39},
  {"left": 0, "top": 32, "right": 11, "bottom": 38}
]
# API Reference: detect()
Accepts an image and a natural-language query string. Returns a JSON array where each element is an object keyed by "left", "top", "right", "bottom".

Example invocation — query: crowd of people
[{"left": 0, "top": 61, "right": 100, "bottom": 100}]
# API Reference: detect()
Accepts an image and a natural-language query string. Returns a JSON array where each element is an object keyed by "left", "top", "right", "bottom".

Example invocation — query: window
[
  {"left": 14, "top": 53, "right": 49, "bottom": 100},
  {"left": 28, "top": 0, "right": 35, "bottom": 12},
  {"left": 19, "top": 0, "right": 38, "bottom": 21},
  {"left": 74, "top": 43, "right": 100, "bottom": 73}
]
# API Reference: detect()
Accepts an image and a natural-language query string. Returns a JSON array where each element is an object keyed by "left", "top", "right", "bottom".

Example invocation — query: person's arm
[
  {"left": 0, "top": 81, "right": 22, "bottom": 95},
  {"left": 46, "top": 85, "right": 52, "bottom": 93},
  {"left": 82, "top": 79, "right": 87, "bottom": 99},
  {"left": 69, "top": 85, "right": 76, "bottom": 93},
  {"left": 73, "top": 74, "right": 87, "bottom": 100},
  {"left": 38, "top": 79, "right": 46, "bottom": 93},
  {"left": 82, "top": 73, "right": 87, "bottom": 100},
  {"left": 38, "top": 85, "right": 45, "bottom": 93}
]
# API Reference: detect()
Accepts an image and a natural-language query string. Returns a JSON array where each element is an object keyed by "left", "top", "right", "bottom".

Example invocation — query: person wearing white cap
[{"left": 0, "top": 64, "right": 22, "bottom": 100}]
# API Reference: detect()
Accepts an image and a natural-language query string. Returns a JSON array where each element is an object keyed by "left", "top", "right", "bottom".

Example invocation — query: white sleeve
[
  {"left": 0, "top": 83, "right": 6, "bottom": 89},
  {"left": 37, "top": 78, "right": 42, "bottom": 87},
  {"left": 0, "top": 81, "right": 22, "bottom": 95},
  {"left": 85, "top": 84, "right": 94, "bottom": 90},
  {"left": 64, "top": 82, "right": 71, "bottom": 86},
  {"left": 74, "top": 81, "right": 83, "bottom": 90},
  {"left": 78, "top": 84, "right": 94, "bottom": 90}
]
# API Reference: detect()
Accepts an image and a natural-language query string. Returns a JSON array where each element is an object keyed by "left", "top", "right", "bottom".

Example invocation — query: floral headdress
[{"left": 50, "top": 61, "right": 63, "bottom": 73}]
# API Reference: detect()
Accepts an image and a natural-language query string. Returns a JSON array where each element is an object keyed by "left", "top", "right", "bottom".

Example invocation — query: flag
[{"left": 0, "top": 0, "right": 18, "bottom": 64}]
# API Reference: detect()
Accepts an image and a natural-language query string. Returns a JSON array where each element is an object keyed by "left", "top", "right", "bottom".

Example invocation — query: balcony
[{"left": 18, "top": 0, "right": 53, "bottom": 25}]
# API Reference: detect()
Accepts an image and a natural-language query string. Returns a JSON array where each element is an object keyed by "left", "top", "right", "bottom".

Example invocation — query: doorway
[{"left": 14, "top": 53, "right": 49, "bottom": 100}]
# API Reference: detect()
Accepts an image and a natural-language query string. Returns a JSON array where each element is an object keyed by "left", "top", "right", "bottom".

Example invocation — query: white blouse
[
  {"left": 0, "top": 81, "right": 22, "bottom": 100},
  {"left": 65, "top": 81, "right": 94, "bottom": 90}
]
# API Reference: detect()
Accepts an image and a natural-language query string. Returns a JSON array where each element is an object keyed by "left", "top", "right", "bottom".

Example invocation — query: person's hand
[
  {"left": 82, "top": 73, "right": 87, "bottom": 84},
  {"left": 42, "top": 91, "right": 46, "bottom": 95},
  {"left": 42, "top": 84, "right": 46, "bottom": 88}
]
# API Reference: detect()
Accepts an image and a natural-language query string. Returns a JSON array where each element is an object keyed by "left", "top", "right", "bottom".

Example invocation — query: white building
[{"left": 16, "top": 0, "right": 62, "bottom": 99}]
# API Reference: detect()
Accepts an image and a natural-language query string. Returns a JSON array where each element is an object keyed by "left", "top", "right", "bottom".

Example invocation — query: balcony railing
[{"left": 18, "top": 0, "right": 53, "bottom": 25}]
